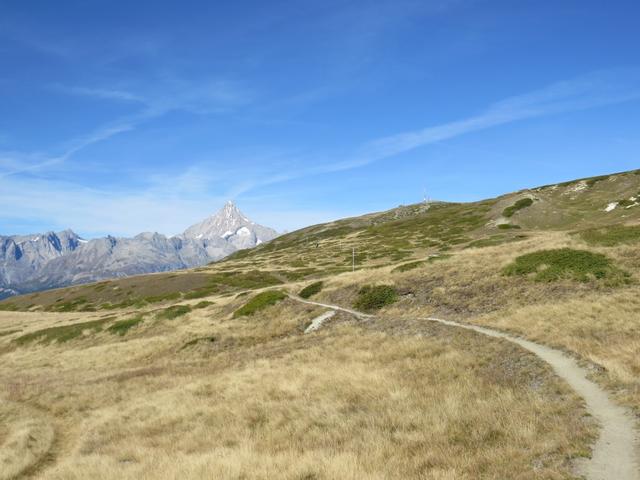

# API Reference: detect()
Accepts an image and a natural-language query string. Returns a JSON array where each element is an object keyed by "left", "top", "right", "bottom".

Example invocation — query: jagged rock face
[
  {"left": 0, "top": 230, "right": 82, "bottom": 289},
  {"left": 0, "top": 202, "right": 277, "bottom": 297},
  {"left": 183, "top": 201, "right": 278, "bottom": 249}
]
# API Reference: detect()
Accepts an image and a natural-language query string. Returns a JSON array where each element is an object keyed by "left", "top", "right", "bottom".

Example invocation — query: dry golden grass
[
  {"left": 0, "top": 293, "right": 593, "bottom": 479},
  {"left": 470, "top": 290, "right": 640, "bottom": 413},
  {"left": 315, "top": 230, "right": 640, "bottom": 417},
  {"left": 0, "top": 401, "right": 55, "bottom": 480}
]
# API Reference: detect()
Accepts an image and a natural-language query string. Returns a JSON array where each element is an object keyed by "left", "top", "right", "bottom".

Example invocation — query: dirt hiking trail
[{"left": 292, "top": 296, "right": 640, "bottom": 480}]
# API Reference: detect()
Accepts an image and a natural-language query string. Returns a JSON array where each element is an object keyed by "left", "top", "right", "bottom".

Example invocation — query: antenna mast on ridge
[{"left": 423, "top": 186, "right": 433, "bottom": 210}]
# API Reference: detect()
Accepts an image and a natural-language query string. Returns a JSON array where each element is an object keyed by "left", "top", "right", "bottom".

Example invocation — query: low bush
[
  {"left": 354, "top": 285, "right": 398, "bottom": 312},
  {"left": 503, "top": 248, "right": 630, "bottom": 284},
  {"left": 15, "top": 319, "right": 108, "bottom": 345},
  {"left": 0, "top": 329, "right": 20, "bottom": 337},
  {"left": 155, "top": 305, "right": 192, "bottom": 320},
  {"left": 107, "top": 316, "right": 144, "bottom": 336},
  {"left": 193, "top": 301, "right": 214, "bottom": 309},
  {"left": 233, "top": 290, "right": 287, "bottom": 318},
  {"left": 497, "top": 223, "right": 521, "bottom": 230},
  {"left": 503, "top": 198, "right": 533, "bottom": 218},
  {"left": 299, "top": 281, "right": 323, "bottom": 299}
]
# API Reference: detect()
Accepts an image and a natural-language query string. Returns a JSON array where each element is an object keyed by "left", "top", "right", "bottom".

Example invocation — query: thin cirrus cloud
[
  {"left": 1, "top": 67, "right": 639, "bottom": 235},
  {"left": 164, "top": 67, "right": 640, "bottom": 200},
  {"left": 0, "top": 79, "right": 252, "bottom": 179},
  {"left": 344, "top": 67, "right": 640, "bottom": 170},
  {"left": 221, "top": 67, "right": 640, "bottom": 198}
]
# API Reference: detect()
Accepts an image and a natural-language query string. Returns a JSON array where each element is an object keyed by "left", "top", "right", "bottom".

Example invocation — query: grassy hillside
[
  {"left": 3, "top": 169, "right": 638, "bottom": 314},
  {"left": 1, "top": 168, "right": 639, "bottom": 479}
]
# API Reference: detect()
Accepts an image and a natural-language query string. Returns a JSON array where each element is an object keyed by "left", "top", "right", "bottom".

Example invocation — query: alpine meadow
[{"left": 1, "top": 1, "right": 640, "bottom": 479}]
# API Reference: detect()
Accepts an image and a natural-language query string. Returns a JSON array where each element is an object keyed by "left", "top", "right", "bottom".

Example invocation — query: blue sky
[{"left": 1, "top": 0, "right": 639, "bottom": 237}]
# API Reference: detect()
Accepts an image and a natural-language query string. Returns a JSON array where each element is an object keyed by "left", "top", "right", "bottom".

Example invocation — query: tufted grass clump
[
  {"left": 503, "top": 248, "right": 630, "bottom": 284},
  {"left": 299, "top": 281, "right": 323, "bottom": 299},
  {"left": 233, "top": 290, "right": 287, "bottom": 318},
  {"left": 354, "top": 285, "right": 398, "bottom": 312}
]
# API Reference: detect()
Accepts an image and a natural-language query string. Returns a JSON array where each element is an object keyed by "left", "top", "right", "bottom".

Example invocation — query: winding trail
[{"left": 291, "top": 296, "right": 640, "bottom": 480}]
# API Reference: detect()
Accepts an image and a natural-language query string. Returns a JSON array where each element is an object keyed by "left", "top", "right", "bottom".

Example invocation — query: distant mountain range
[{"left": 0, "top": 202, "right": 277, "bottom": 299}]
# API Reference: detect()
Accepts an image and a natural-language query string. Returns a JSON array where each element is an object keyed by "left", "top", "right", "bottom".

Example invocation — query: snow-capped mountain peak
[
  {"left": 0, "top": 202, "right": 278, "bottom": 299},
  {"left": 182, "top": 201, "right": 278, "bottom": 249}
]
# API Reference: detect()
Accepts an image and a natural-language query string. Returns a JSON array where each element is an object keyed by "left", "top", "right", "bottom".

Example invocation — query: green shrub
[
  {"left": 143, "top": 292, "right": 182, "bottom": 303},
  {"left": 155, "top": 305, "right": 192, "bottom": 320},
  {"left": 299, "top": 281, "right": 323, "bottom": 299},
  {"left": 107, "top": 316, "right": 144, "bottom": 336},
  {"left": 497, "top": 223, "right": 521, "bottom": 230},
  {"left": 585, "top": 175, "right": 609, "bottom": 187},
  {"left": 14, "top": 319, "right": 109, "bottom": 345},
  {"left": 233, "top": 290, "right": 287, "bottom": 318},
  {"left": 47, "top": 297, "right": 98, "bottom": 312},
  {"left": 0, "top": 329, "right": 20, "bottom": 337},
  {"left": 503, "top": 248, "right": 629, "bottom": 283},
  {"left": 193, "top": 301, "right": 214, "bottom": 309},
  {"left": 354, "top": 285, "right": 398, "bottom": 312},
  {"left": 577, "top": 225, "right": 640, "bottom": 247},
  {"left": 183, "top": 286, "right": 219, "bottom": 299},
  {"left": 502, "top": 198, "right": 533, "bottom": 218},
  {"left": 0, "top": 303, "right": 19, "bottom": 311}
]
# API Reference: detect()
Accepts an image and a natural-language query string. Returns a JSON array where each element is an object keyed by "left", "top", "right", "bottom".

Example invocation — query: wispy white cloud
[
  {"left": 0, "top": 174, "right": 346, "bottom": 236},
  {"left": 346, "top": 67, "right": 640, "bottom": 169},
  {"left": 51, "top": 85, "right": 145, "bottom": 103},
  {"left": 0, "top": 78, "right": 252, "bottom": 179},
  {"left": 1, "top": 68, "right": 639, "bottom": 236},
  {"left": 214, "top": 68, "right": 640, "bottom": 195}
]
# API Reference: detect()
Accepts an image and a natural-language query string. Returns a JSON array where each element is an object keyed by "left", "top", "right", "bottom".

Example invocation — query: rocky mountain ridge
[{"left": 0, "top": 202, "right": 277, "bottom": 299}]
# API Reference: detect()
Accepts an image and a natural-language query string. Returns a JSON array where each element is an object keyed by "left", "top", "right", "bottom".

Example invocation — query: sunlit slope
[{"left": 1, "top": 168, "right": 638, "bottom": 313}]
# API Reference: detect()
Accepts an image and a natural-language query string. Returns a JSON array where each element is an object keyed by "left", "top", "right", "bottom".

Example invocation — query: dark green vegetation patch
[
  {"left": 107, "top": 316, "right": 144, "bottom": 336},
  {"left": 502, "top": 198, "right": 533, "bottom": 218},
  {"left": 14, "top": 319, "right": 109, "bottom": 345},
  {"left": 497, "top": 223, "right": 521, "bottom": 230},
  {"left": 354, "top": 285, "right": 398, "bottom": 312},
  {"left": 233, "top": 290, "right": 287, "bottom": 318},
  {"left": 503, "top": 248, "right": 630, "bottom": 284},
  {"left": 576, "top": 224, "right": 640, "bottom": 247},
  {"left": 299, "top": 281, "right": 323, "bottom": 299},
  {"left": 155, "top": 305, "right": 192, "bottom": 320},
  {"left": 0, "top": 329, "right": 20, "bottom": 337},
  {"left": 193, "top": 301, "right": 214, "bottom": 309},
  {"left": 183, "top": 270, "right": 283, "bottom": 299}
]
